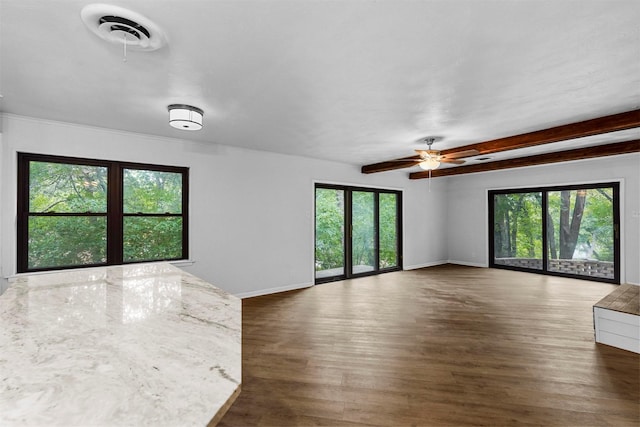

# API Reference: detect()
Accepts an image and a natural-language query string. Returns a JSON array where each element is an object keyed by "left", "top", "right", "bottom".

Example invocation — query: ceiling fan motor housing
[
  {"left": 81, "top": 4, "right": 167, "bottom": 51},
  {"left": 98, "top": 15, "right": 151, "bottom": 46}
]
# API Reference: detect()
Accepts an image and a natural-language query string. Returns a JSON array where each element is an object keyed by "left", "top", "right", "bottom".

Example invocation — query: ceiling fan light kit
[
  {"left": 417, "top": 138, "right": 444, "bottom": 170},
  {"left": 418, "top": 157, "right": 440, "bottom": 170}
]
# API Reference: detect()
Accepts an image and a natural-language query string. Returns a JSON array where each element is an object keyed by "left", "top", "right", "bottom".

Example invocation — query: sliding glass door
[
  {"left": 489, "top": 182, "right": 619, "bottom": 283},
  {"left": 315, "top": 184, "right": 402, "bottom": 283}
]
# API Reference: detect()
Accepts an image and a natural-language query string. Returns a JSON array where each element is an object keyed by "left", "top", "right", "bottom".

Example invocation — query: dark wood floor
[{"left": 218, "top": 265, "right": 639, "bottom": 426}]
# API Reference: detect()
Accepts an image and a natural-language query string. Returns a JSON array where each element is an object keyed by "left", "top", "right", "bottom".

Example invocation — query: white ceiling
[{"left": 1, "top": 0, "right": 639, "bottom": 167}]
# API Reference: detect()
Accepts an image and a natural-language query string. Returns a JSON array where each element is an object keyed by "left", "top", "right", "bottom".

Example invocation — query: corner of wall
[
  {"left": 447, "top": 260, "right": 488, "bottom": 268},
  {"left": 234, "top": 281, "right": 313, "bottom": 299}
]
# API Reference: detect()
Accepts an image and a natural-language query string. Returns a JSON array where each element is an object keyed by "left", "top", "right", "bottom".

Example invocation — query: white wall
[
  {"left": 0, "top": 114, "right": 446, "bottom": 296},
  {"left": 446, "top": 153, "right": 640, "bottom": 284},
  {"left": 0, "top": 127, "right": 6, "bottom": 293}
]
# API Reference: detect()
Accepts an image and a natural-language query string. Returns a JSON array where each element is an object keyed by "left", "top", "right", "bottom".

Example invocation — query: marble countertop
[{"left": 0, "top": 263, "right": 241, "bottom": 426}]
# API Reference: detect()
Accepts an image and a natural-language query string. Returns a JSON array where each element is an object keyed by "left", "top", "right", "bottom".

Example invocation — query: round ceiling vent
[{"left": 81, "top": 4, "right": 166, "bottom": 51}]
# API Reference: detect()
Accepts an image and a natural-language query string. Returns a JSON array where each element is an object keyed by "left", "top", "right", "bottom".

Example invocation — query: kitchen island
[{"left": 0, "top": 262, "right": 241, "bottom": 426}]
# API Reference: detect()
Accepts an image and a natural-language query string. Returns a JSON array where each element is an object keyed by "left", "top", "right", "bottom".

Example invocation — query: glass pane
[
  {"left": 28, "top": 216, "right": 107, "bottom": 269},
  {"left": 29, "top": 161, "right": 107, "bottom": 213},
  {"left": 493, "top": 192, "right": 543, "bottom": 270},
  {"left": 123, "top": 169, "right": 183, "bottom": 214},
  {"left": 379, "top": 193, "right": 398, "bottom": 269},
  {"left": 315, "top": 188, "right": 345, "bottom": 279},
  {"left": 352, "top": 191, "right": 375, "bottom": 274},
  {"left": 547, "top": 188, "right": 614, "bottom": 279},
  {"left": 123, "top": 217, "right": 183, "bottom": 262}
]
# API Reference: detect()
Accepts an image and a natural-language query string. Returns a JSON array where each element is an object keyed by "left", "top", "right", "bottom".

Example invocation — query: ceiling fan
[
  {"left": 361, "top": 137, "right": 479, "bottom": 174},
  {"left": 412, "top": 137, "right": 477, "bottom": 170}
]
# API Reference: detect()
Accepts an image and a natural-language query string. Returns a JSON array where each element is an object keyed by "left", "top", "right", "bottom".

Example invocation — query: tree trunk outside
[
  {"left": 505, "top": 210, "right": 512, "bottom": 257},
  {"left": 559, "top": 190, "right": 586, "bottom": 259},
  {"left": 547, "top": 210, "right": 557, "bottom": 260}
]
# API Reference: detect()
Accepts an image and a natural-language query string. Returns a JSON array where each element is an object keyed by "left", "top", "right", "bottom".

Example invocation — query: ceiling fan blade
[
  {"left": 440, "top": 158, "right": 465, "bottom": 165},
  {"left": 441, "top": 149, "right": 480, "bottom": 160},
  {"left": 361, "top": 154, "right": 422, "bottom": 174}
]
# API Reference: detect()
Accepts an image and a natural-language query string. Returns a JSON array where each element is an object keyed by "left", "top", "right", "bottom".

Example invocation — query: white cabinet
[
  {"left": 593, "top": 284, "right": 640, "bottom": 354},
  {"left": 593, "top": 306, "right": 640, "bottom": 353}
]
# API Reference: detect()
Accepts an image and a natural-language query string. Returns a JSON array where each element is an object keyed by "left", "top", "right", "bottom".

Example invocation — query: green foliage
[
  {"left": 123, "top": 169, "right": 182, "bottom": 213},
  {"left": 379, "top": 193, "right": 398, "bottom": 268},
  {"left": 493, "top": 193, "right": 542, "bottom": 259},
  {"left": 352, "top": 191, "right": 375, "bottom": 267},
  {"left": 27, "top": 161, "right": 184, "bottom": 269},
  {"left": 28, "top": 216, "right": 106, "bottom": 269},
  {"left": 583, "top": 189, "right": 614, "bottom": 261},
  {"left": 123, "top": 217, "right": 182, "bottom": 262},
  {"left": 28, "top": 162, "right": 108, "bottom": 269},
  {"left": 495, "top": 187, "right": 614, "bottom": 262},
  {"left": 315, "top": 189, "right": 345, "bottom": 271},
  {"left": 547, "top": 189, "right": 614, "bottom": 260},
  {"left": 122, "top": 169, "right": 183, "bottom": 262},
  {"left": 29, "top": 162, "right": 107, "bottom": 213}
]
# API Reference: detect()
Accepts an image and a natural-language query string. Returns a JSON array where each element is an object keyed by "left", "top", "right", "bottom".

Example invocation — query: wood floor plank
[{"left": 218, "top": 265, "right": 640, "bottom": 426}]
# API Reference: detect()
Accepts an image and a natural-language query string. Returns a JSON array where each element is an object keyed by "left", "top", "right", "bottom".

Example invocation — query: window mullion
[
  {"left": 182, "top": 169, "right": 190, "bottom": 260},
  {"left": 613, "top": 183, "right": 621, "bottom": 283},
  {"left": 107, "top": 163, "right": 123, "bottom": 265},
  {"left": 542, "top": 191, "right": 548, "bottom": 272},
  {"left": 345, "top": 189, "right": 353, "bottom": 278},
  {"left": 374, "top": 192, "right": 380, "bottom": 272},
  {"left": 16, "top": 154, "right": 30, "bottom": 273}
]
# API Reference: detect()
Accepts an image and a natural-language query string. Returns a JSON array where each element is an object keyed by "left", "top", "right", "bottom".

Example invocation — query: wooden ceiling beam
[
  {"left": 438, "top": 109, "right": 640, "bottom": 158},
  {"left": 409, "top": 140, "right": 640, "bottom": 179}
]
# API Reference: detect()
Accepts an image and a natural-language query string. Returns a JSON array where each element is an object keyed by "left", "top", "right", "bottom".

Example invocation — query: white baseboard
[
  {"left": 404, "top": 260, "right": 448, "bottom": 270},
  {"left": 447, "top": 260, "right": 488, "bottom": 268},
  {"left": 234, "top": 281, "right": 313, "bottom": 299}
]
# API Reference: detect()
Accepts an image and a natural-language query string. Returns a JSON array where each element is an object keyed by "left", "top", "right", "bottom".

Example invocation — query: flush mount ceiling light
[
  {"left": 417, "top": 138, "right": 441, "bottom": 170},
  {"left": 168, "top": 105, "right": 204, "bottom": 131},
  {"left": 81, "top": 4, "right": 167, "bottom": 51}
]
